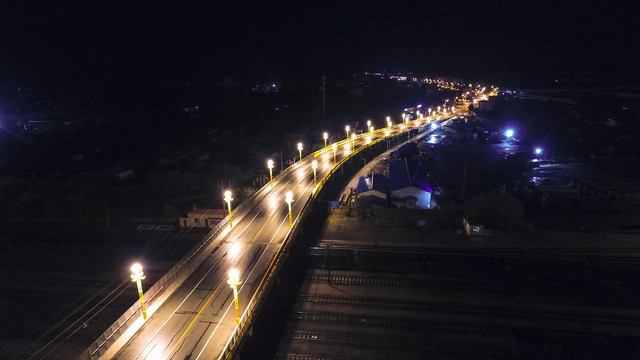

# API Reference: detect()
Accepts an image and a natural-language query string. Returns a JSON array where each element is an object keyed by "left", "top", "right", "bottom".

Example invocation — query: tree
[{"left": 353, "top": 194, "right": 371, "bottom": 220}]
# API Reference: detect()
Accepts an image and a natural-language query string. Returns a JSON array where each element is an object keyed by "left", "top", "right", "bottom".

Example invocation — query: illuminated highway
[{"left": 105, "top": 112, "right": 458, "bottom": 360}]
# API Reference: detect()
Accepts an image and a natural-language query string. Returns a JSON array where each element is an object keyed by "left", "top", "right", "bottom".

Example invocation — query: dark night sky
[{"left": 1, "top": 0, "right": 638, "bottom": 91}]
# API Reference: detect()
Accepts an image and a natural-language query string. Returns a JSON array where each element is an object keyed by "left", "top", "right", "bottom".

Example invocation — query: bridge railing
[
  {"left": 78, "top": 120, "right": 432, "bottom": 360},
  {"left": 76, "top": 155, "right": 299, "bottom": 360},
  {"left": 216, "top": 125, "right": 415, "bottom": 360}
]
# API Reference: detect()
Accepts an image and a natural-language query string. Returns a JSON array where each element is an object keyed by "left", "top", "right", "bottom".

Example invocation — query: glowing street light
[
  {"left": 345, "top": 125, "right": 350, "bottom": 139},
  {"left": 386, "top": 116, "right": 391, "bottom": 129},
  {"left": 402, "top": 113, "right": 406, "bottom": 123},
  {"left": 535, "top": 147, "right": 543, "bottom": 156},
  {"left": 323, "top": 132, "right": 328, "bottom": 148},
  {"left": 285, "top": 191, "right": 293, "bottom": 228},
  {"left": 505, "top": 129, "right": 514, "bottom": 139},
  {"left": 297, "top": 142, "right": 303, "bottom": 163},
  {"left": 369, "top": 125, "right": 374, "bottom": 135},
  {"left": 351, "top": 133, "right": 356, "bottom": 147},
  {"left": 130, "top": 263, "right": 148, "bottom": 320},
  {"left": 267, "top": 159, "right": 274, "bottom": 187},
  {"left": 224, "top": 190, "right": 233, "bottom": 228},
  {"left": 366, "top": 119, "right": 371, "bottom": 129},
  {"left": 332, "top": 143, "right": 337, "bottom": 164},
  {"left": 311, "top": 160, "right": 318, "bottom": 186},
  {"left": 428, "top": 107, "right": 432, "bottom": 116},
  {"left": 227, "top": 268, "right": 242, "bottom": 326}
]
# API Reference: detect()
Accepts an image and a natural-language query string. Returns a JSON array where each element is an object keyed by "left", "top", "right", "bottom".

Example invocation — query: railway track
[
  {"left": 293, "top": 310, "right": 510, "bottom": 337},
  {"left": 298, "top": 294, "right": 640, "bottom": 328},
  {"left": 283, "top": 329, "right": 511, "bottom": 358},
  {"left": 313, "top": 242, "right": 640, "bottom": 264}
]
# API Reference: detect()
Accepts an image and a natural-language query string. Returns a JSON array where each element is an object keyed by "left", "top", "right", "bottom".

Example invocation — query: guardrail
[
  {"left": 216, "top": 125, "right": 424, "bottom": 360},
  {"left": 78, "top": 120, "right": 432, "bottom": 360},
  {"left": 76, "top": 158, "right": 297, "bottom": 360}
]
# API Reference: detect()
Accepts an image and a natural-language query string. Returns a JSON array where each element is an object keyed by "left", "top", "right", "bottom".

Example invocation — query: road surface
[{"left": 107, "top": 115, "right": 453, "bottom": 360}]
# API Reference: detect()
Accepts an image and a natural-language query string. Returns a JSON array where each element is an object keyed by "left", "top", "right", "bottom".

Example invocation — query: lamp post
[
  {"left": 285, "top": 191, "right": 293, "bottom": 228},
  {"left": 224, "top": 190, "right": 233, "bottom": 228},
  {"left": 297, "top": 143, "right": 303, "bottom": 164},
  {"left": 323, "top": 132, "right": 328, "bottom": 148},
  {"left": 351, "top": 133, "right": 356, "bottom": 148},
  {"left": 130, "top": 263, "right": 148, "bottom": 320},
  {"left": 227, "top": 268, "right": 242, "bottom": 326},
  {"left": 312, "top": 160, "right": 318, "bottom": 186},
  {"left": 345, "top": 125, "right": 350, "bottom": 140},
  {"left": 369, "top": 125, "right": 374, "bottom": 135},
  {"left": 386, "top": 116, "right": 391, "bottom": 129},
  {"left": 332, "top": 143, "right": 337, "bottom": 165},
  {"left": 366, "top": 120, "right": 371, "bottom": 129},
  {"left": 428, "top": 108, "right": 432, "bottom": 117},
  {"left": 267, "top": 159, "right": 274, "bottom": 187}
]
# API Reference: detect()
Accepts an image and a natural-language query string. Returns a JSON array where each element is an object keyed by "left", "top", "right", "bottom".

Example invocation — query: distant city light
[
  {"left": 535, "top": 147, "right": 543, "bottom": 155},
  {"left": 431, "top": 123, "right": 438, "bottom": 130},
  {"left": 505, "top": 129, "right": 514, "bottom": 138}
]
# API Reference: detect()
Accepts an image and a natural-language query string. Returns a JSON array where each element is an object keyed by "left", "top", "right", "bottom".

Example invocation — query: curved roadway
[{"left": 108, "top": 115, "right": 451, "bottom": 360}]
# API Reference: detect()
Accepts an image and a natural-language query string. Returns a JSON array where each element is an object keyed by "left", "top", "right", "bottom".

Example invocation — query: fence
[{"left": 77, "top": 124, "right": 428, "bottom": 360}]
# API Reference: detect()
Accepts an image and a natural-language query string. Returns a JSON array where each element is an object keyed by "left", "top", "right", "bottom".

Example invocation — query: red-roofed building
[{"left": 179, "top": 208, "right": 226, "bottom": 229}]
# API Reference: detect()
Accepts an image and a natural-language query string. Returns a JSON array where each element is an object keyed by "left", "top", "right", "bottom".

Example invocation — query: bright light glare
[
  {"left": 228, "top": 242, "right": 241, "bottom": 259},
  {"left": 431, "top": 123, "right": 438, "bottom": 130},
  {"left": 535, "top": 147, "right": 543, "bottom": 155},
  {"left": 228, "top": 268, "right": 240, "bottom": 283},
  {"left": 505, "top": 129, "right": 514, "bottom": 138}
]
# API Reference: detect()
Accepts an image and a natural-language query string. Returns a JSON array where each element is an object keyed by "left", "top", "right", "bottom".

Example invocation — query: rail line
[{"left": 298, "top": 294, "right": 640, "bottom": 328}]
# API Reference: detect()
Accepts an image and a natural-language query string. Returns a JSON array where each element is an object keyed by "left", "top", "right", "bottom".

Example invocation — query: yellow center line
[{"left": 164, "top": 213, "right": 272, "bottom": 359}]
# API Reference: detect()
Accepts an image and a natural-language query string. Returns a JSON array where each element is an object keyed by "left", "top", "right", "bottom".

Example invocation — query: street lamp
[
  {"left": 402, "top": 113, "right": 406, "bottom": 124},
  {"left": 366, "top": 119, "right": 371, "bottom": 129},
  {"left": 345, "top": 125, "right": 350, "bottom": 140},
  {"left": 267, "top": 159, "right": 274, "bottom": 187},
  {"left": 332, "top": 143, "right": 337, "bottom": 164},
  {"left": 130, "top": 263, "right": 148, "bottom": 320},
  {"left": 505, "top": 129, "right": 514, "bottom": 139},
  {"left": 428, "top": 108, "right": 432, "bottom": 116},
  {"left": 297, "top": 142, "right": 303, "bottom": 163},
  {"left": 351, "top": 133, "right": 356, "bottom": 148},
  {"left": 224, "top": 190, "right": 233, "bottom": 228},
  {"left": 227, "top": 268, "right": 242, "bottom": 326},
  {"left": 386, "top": 116, "right": 391, "bottom": 129},
  {"left": 312, "top": 160, "right": 318, "bottom": 186},
  {"left": 285, "top": 191, "right": 293, "bottom": 228},
  {"left": 323, "top": 132, "right": 328, "bottom": 148},
  {"left": 369, "top": 125, "right": 374, "bottom": 135}
]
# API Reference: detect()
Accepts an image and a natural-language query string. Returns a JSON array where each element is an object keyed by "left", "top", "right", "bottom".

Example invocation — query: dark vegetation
[{"left": 0, "top": 79, "right": 453, "bottom": 224}]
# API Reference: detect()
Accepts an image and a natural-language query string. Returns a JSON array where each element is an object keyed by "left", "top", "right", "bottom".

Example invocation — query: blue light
[
  {"left": 417, "top": 104, "right": 422, "bottom": 108},
  {"left": 505, "top": 129, "right": 514, "bottom": 138},
  {"left": 535, "top": 147, "right": 543, "bottom": 155}
]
